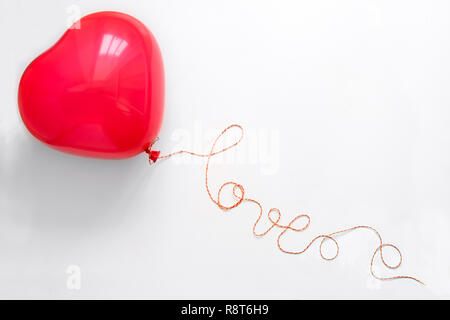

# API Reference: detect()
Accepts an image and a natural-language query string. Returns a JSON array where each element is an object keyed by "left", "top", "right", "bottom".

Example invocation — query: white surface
[{"left": 1, "top": 0, "right": 449, "bottom": 299}]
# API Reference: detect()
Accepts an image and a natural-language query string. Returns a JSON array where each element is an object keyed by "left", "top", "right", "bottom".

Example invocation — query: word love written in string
[{"left": 146, "top": 124, "right": 423, "bottom": 285}]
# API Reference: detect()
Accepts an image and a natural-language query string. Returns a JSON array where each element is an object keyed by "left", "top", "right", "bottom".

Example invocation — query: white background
[{"left": 0, "top": 0, "right": 449, "bottom": 299}]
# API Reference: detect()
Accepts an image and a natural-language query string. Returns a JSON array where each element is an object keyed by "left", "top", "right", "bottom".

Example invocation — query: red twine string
[{"left": 146, "top": 124, "right": 424, "bottom": 285}]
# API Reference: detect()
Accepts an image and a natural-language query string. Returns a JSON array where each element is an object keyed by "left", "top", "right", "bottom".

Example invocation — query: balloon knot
[
  {"left": 146, "top": 150, "right": 160, "bottom": 163},
  {"left": 145, "top": 137, "right": 160, "bottom": 163}
]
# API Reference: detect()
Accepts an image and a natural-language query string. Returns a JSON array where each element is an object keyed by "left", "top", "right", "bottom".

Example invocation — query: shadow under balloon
[{"left": 4, "top": 131, "right": 154, "bottom": 232}]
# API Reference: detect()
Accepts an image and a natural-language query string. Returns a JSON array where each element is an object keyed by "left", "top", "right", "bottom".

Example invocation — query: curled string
[{"left": 151, "top": 124, "right": 423, "bottom": 285}]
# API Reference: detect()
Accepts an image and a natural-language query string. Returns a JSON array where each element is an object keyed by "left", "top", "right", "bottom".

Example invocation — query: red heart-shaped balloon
[{"left": 18, "top": 11, "right": 164, "bottom": 159}]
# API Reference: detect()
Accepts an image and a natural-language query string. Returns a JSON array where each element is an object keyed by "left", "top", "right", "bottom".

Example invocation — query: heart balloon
[{"left": 18, "top": 11, "right": 164, "bottom": 159}]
